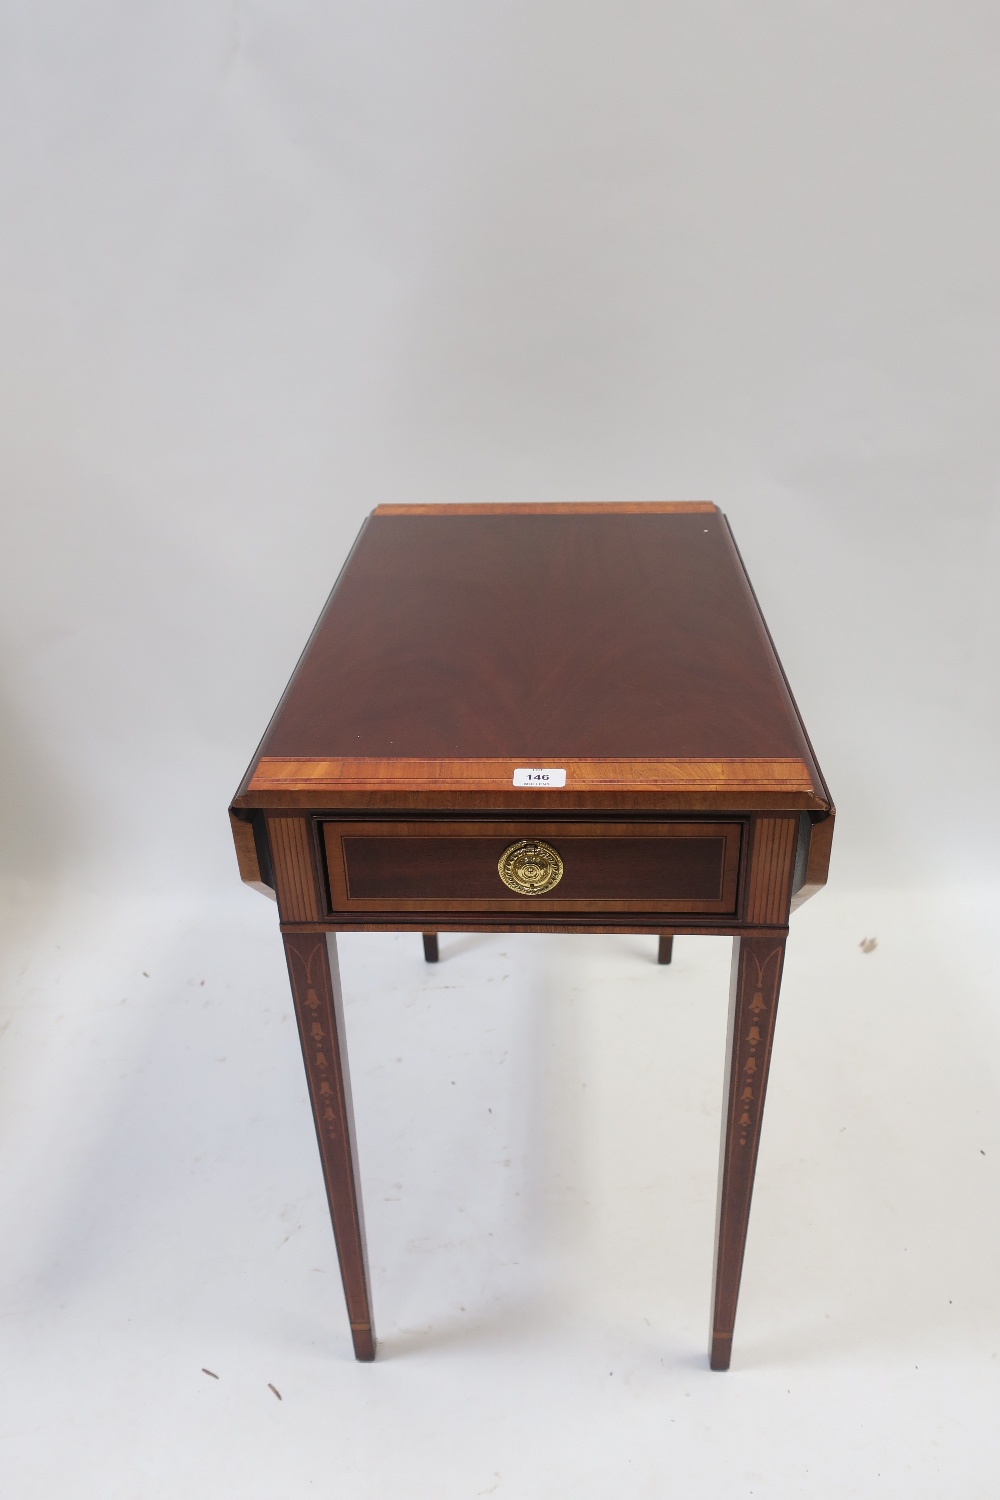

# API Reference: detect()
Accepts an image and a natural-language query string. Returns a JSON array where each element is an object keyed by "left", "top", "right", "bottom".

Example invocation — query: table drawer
[{"left": 322, "top": 820, "right": 742, "bottom": 915}]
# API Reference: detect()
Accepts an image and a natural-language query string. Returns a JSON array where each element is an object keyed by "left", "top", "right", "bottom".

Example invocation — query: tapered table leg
[
  {"left": 658, "top": 935, "right": 673, "bottom": 964},
  {"left": 422, "top": 932, "right": 439, "bottom": 963},
  {"left": 710, "top": 933, "right": 786, "bottom": 1371},
  {"left": 283, "top": 931, "right": 375, "bottom": 1361}
]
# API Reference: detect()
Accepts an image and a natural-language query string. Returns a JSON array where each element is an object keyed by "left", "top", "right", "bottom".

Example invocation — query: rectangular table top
[{"left": 233, "top": 503, "right": 831, "bottom": 812}]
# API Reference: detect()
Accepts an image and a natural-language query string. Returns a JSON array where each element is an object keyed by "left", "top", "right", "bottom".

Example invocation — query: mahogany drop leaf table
[{"left": 229, "top": 502, "right": 834, "bottom": 1370}]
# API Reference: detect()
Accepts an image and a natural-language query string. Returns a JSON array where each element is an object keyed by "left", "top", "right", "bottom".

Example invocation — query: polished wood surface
[
  {"left": 373, "top": 502, "right": 717, "bottom": 515},
  {"left": 746, "top": 816, "right": 799, "bottom": 925},
  {"left": 792, "top": 812, "right": 836, "bottom": 912},
  {"left": 342, "top": 832, "right": 726, "bottom": 905},
  {"left": 268, "top": 815, "right": 322, "bottom": 924},
  {"left": 711, "top": 934, "right": 787, "bottom": 1371},
  {"left": 228, "top": 810, "right": 275, "bottom": 900},
  {"left": 247, "top": 755, "right": 819, "bottom": 801},
  {"left": 323, "top": 819, "right": 742, "bottom": 916},
  {"left": 283, "top": 931, "right": 374, "bottom": 1361},
  {"left": 235, "top": 508, "right": 831, "bottom": 806},
  {"left": 228, "top": 501, "right": 835, "bottom": 1370}
]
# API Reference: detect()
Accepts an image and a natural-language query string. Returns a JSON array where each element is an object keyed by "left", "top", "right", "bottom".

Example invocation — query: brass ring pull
[{"left": 498, "top": 839, "right": 564, "bottom": 896}]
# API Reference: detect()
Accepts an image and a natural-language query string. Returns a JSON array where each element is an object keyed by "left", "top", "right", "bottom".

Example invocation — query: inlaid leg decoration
[
  {"left": 658, "top": 935, "right": 674, "bottom": 965},
  {"left": 283, "top": 932, "right": 375, "bottom": 1361},
  {"left": 422, "top": 932, "right": 439, "bottom": 963},
  {"left": 710, "top": 933, "right": 787, "bottom": 1371}
]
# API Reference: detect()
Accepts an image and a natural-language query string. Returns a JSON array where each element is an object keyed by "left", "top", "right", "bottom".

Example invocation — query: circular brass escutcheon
[{"left": 498, "top": 839, "right": 564, "bottom": 896}]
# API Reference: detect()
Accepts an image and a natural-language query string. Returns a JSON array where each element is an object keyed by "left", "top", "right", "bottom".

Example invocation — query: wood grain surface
[
  {"left": 322, "top": 819, "right": 742, "bottom": 916},
  {"left": 235, "top": 508, "right": 832, "bottom": 804},
  {"left": 283, "top": 932, "right": 375, "bottom": 1360},
  {"left": 227, "top": 502, "right": 835, "bottom": 1373},
  {"left": 372, "top": 502, "right": 718, "bottom": 515},
  {"left": 279, "top": 919, "right": 789, "bottom": 936},
  {"left": 745, "top": 816, "right": 799, "bottom": 925},
  {"left": 249, "top": 756, "right": 815, "bottom": 796},
  {"left": 228, "top": 810, "right": 275, "bottom": 899},
  {"left": 267, "top": 816, "right": 321, "bottom": 923},
  {"left": 791, "top": 812, "right": 836, "bottom": 910},
  {"left": 711, "top": 933, "right": 787, "bottom": 1371}
]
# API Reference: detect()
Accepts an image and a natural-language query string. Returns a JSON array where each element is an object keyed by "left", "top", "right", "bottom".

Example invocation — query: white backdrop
[
  {"left": 2, "top": 8, "right": 1000, "bottom": 1498},
  {"left": 2, "top": 0, "right": 999, "bottom": 897}
]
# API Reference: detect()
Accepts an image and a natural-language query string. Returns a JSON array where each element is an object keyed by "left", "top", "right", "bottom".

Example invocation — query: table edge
[
  {"left": 371, "top": 502, "right": 718, "bottom": 515},
  {"left": 247, "top": 754, "right": 816, "bottom": 794}
]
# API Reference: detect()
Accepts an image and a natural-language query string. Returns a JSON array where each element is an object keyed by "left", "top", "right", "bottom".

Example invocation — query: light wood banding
[
  {"left": 372, "top": 502, "right": 718, "bottom": 516},
  {"left": 250, "top": 757, "right": 815, "bottom": 797}
]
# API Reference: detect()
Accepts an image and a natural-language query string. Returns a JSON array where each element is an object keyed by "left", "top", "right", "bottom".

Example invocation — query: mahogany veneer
[{"left": 230, "top": 501, "right": 834, "bottom": 1369}]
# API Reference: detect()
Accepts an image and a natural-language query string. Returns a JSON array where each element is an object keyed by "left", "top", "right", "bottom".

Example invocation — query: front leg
[
  {"left": 710, "top": 933, "right": 786, "bottom": 1370},
  {"left": 283, "top": 931, "right": 376, "bottom": 1361}
]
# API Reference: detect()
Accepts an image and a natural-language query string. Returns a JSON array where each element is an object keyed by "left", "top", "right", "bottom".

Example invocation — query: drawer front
[{"left": 322, "top": 821, "right": 743, "bottom": 916}]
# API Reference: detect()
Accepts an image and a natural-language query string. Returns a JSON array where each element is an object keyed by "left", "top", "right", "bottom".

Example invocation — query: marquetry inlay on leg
[
  {"left": 711, "top": 934, "right": 787, "bottom": 1370},
  {"left": 283, "top": 931, "right": 375, "bottom": 1360}
]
